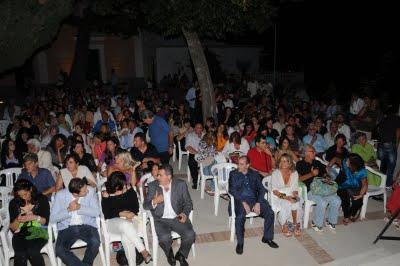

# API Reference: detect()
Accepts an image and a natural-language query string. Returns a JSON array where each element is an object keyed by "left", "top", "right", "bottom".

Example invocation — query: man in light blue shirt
[
  {"left": 303, "top": 123, "right": 327, "bottom": 155},
  {"left": 50, "top": 178, "right": 101, "bottom": 266}
]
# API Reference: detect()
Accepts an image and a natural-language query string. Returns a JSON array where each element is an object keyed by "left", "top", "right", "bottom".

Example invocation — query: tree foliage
[{"left": 0, "top": 0, "right": 73, "bottom": 73}]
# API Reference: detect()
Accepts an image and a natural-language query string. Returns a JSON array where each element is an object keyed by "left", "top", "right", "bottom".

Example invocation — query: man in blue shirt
[
  {"left": 229, "top": 156, "right": 278, "bottom": 255},
  {"left": 303, "top": 122, "right": 327, "bottom": 155},
  {"left": 92, "top": 111, "right": 116, "bottom": 133},
  {"left": 141, "top": 110, "right": 173, "bottom": 164},
  {"left": 17, "top": 153, "right": 55, "bottom": 198},
  {"left": 50, "top": 178, "right": 101, "bottom": 266}
]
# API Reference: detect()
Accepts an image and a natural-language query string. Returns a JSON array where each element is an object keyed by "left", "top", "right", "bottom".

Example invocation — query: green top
[{"left": 351, "top": 143, "right": 376, "bottom": 162}]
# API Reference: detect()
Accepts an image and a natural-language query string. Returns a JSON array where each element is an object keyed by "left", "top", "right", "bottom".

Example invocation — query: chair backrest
[
  {"left": 298, "top": 182, "right": 308, "bottom": 202},
  {"left": 211, "top": 163, "right": 237, "bottom": 192},
  {"left": 366, "top": 166, "right": 387, "bottom": 189},
  {"left": 0, "top": 168, "right": 22, "bottom": 187},
  {"left": 138, "top": 173, "right": 153, "bottom": 203},
  {"left": 261, "top": 175, "right": 272, "bottom": 201},
  {"left": 0, "top": 187, "right": 13, "bottom": 209},
  {"left": 315, "top": 156, "right": 328, "bottom": 166},
  {"left": 178, "top": 140, "right": 186, "bottom": 153},
  {"left": 0, "top": 120, "right": 11, "bottom": 137}
]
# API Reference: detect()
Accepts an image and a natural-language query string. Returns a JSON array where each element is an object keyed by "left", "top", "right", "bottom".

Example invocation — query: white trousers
[
  {"left": 106, "top": 218, "right": 145, "bottom": 266},
  {"left": 275, "top": 198, "right": 302, "bottom": 226}
]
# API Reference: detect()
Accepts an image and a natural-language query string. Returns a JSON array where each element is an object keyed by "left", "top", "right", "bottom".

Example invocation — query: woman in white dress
[
  {"left": 271, "top": 153, "right": 302, "bottom": 237},
  {"left": 55, "top": 153, "right": 97, "bottom": 191}
]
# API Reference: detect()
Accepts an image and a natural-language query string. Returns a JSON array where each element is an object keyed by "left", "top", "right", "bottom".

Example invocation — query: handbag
[{"left": 310, "top": 177, "right": 338, "bottom": 197}]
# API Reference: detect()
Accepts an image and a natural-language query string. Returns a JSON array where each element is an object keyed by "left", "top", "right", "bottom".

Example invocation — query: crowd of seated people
[{"left": 1, "top": 79, "right": 399, "bottom": 265}]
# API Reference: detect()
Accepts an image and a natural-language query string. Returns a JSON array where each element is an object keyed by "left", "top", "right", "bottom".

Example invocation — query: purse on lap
[{"left": 310, "top": 177, "right": 338, "bottom": 197}]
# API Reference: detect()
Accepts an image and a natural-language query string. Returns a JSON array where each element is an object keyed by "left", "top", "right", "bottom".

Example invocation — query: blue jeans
[
  {"left": 56, "top": 225, "right": 100, "bottom": 266},
  {"left": 308, "top": 192, "right": 341, "bottom": 228},
  {"left": 378, "top": 142, "right": 397, "bottom": 186}
]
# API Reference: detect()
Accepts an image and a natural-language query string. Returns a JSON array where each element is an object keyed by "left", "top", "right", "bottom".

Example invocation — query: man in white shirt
[
  {"left": 324, "top": 121, "right": 339, "bottom": 148},
  {"left": 144, "top": 164, "right": 195, "bottom": 266},
  {"left": 223, "top": 93, "right": 234, "bottom": 109},
  {"left": 336, "top": 113, "right": 351, "bottom": 146},
  {"left": 349, "top": 92, "right": 365, "bottom": 116},
  {"left": 27, "top": 138, "right": 58, "bottom": 179},
  {"left": 185, "top": 123, "right": 204, "bottom": 189}
]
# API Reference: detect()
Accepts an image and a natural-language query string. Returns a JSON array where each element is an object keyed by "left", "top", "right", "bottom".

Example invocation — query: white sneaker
[
  {"left": 326, "top": 222, "right": 336, "bottom": 231},
  {"left": 311, "top": 221, "right": 323, "bottom": 232}
]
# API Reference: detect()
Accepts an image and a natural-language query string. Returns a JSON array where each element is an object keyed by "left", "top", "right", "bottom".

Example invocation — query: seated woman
[
  {"left": 281, "top": 125, "right": 302, "bottom": 156},
  {"left": 101, "top": 171, "right": 152, "bottom": 265},
  {"left": 55, "top": 154, "right": 97, "bottom": 191},
  {"left": 241, "top": 121, "right": 257, "bottom": 145},
  {"left": 46, "top": 133, "right": 68, "bottom": 169},
  {"left": 275, "top": 136, "right": 299, "bottom": 163},
  {"left": 271, "top": 154, "right": 302, "bottom": 237},
  {"left": 70, "top": 140, "right": 97, "bottom": 174},
  {"left": 99, "top": 136, "right": 122, "bottom": 176},
  {"left": 222, "top": 131, "right": 250, "bottom": 163},
  {"left": 195, "top": 132, "right": 217, "bottom": 195},
  {"left": 335, "top": 153, "right": 368, "bottom": 225},
  {"left": 216, "top": 123, "right": 228, "bottom": 152},
  {"left": 107, "top": 151, "right": 140, "bottom": 187},
  {"left": 8, "top": 179, "right": 50, "bottom": 266},
  {"left": 1, "top": 139, "right": 22, "bottom": 169}
]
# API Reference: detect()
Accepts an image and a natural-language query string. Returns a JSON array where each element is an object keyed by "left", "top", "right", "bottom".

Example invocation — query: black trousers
[
  {"left": 188, "top": 154, "right": 198, "bottom": 185},
  {"left": 337, "top": 189, "right": 363, "bottom": 218},
  {"left": 154, "top": 217, "right": 196, "bottom": 258},
  {"left": 12, "top": 234, "right": 47, "bottom": 266}
]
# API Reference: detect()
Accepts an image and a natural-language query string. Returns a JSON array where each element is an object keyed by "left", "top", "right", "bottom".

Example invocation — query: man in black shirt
[
  {"left": 377, "top": 105, "right": 400, "bottom": 187},
  {"left": 296, "top": 145, "right": 341, "bottom": 232},
  {"left": 130, "top": 132, "right": 160, "bottom": 169}
]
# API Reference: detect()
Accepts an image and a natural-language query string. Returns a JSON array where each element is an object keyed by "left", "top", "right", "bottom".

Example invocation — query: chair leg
[
  {"left": 250, "top": 217, "right": 254, "bottom": 225},
  {"left": 47, "top": 246, "right": 58, "bottom": 266},
  {"left": 214, "top": 193, "right": 219, "bottom": 216},
  {"left": 142, "top": 222, "right": 149, "bottom": 251},
  {"left": 99, "top": 244, "right": 106, "bottom": 266},
  {"left": 191, "top": 243, "right": 196, "bottom": 258},
  {"left": 105, "top": 240, "right": 111, "bottom": 266},
  {"left": 303, "top": 202, "right": 311, "bottom": 229},
  {"left": 178, "top": 155, "right": 182, "bottom": 170},
  {"left": 360, "top": 195, "right": 368, "bottom": 220},
  {"left": 153, "top": 239, "right": 158, "bottom": 266},
  {"left": 383, "top": 191, "right": 387, "bottom": 214},
  {"left": 187, "top": 167, "right": 191, "bottom": 183},
  {"left": 230, "top": 218, "right": 235, "bottom": 242}
]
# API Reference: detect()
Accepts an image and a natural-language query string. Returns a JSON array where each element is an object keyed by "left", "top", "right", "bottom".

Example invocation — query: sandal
[
  {"left": 294, "top": 223, "right": 302, "bottom": 236},
  {"left": 205, "top": 189, "right": 215, "bottom": 196},
  {"left": 221, "top": 194, "right": 230, "bottom": 200},
  {"left": 144, "top": 254, "right": 152, "bottom": 264},
  {"left": 282, "top": 224, "right": 292, "bottom": 237},
  {"left": 343, "top": 218, "right": 350, "bottom": 225}
]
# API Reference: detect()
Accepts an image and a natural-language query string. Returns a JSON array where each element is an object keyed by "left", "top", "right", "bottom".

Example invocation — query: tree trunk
[
  {"left": 182, "top": 29, "right": 216, "bottom": 123},
  {"left": 67, "top": 17, "right": 91, "bottom": 89}
]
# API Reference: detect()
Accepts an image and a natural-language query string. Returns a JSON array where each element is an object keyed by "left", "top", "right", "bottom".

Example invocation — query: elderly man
[
  {"left": 143, "top": 164, "right": 195, "bottom": 266},
  {"left": 27, "top": 138, "right": 58, "bottom": 179},
  {"left": 296, "top": 145, "right": 341, "bottom": 232},
  {"left": 141, "top": 110, "right": 174, "bottom": 164},
  {"left": 229, "top": 156, "right": 278, "bottom": 254},
  {"left": 185, "top": 123, "right": 204, "bottom": 189},
  {"left": 17, "top": 153, "right": 56, "bottom": 197},
  {"left": 302, "top": 122, "right": 327, "bottom": 156}
]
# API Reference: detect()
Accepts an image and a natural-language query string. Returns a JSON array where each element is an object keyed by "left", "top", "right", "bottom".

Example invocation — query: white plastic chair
[
  {"left": 211, "top": 163, "right": 237, "bottom": 216},
  {"left": 50, "top": 218, "right": 106, "bottom": 266},
  {"left": 0, "top": 167, "right": 22, "bottom": 187},
  {"left": 148, "top": 211, "right": 195, "bottom": 266},
  {"left": 0, "top": 187, "right": 13, "bottom": 210},
  {"left": 178, "top": 141, "right": 189, "bottom": 171},
  {"left": 360, "top": 166, "right": 387, "bottom": 220},
  {"left": 300, "top": 183, "right": 316, "bottom": 229},
  {"left": 199, "top": 162, "right": 213, "bottom": 199},
  {"left": 0, "top": 221, "right": 57, "bottom": 266},
  {"left": 0, "top": 120, "right": 11, "bottom": 137},
  {"left": 138, "top": 173, "right": 155, "bottom": 203},
  {"left": 100, "top": 204, "right": 149, "bottom": 266}
]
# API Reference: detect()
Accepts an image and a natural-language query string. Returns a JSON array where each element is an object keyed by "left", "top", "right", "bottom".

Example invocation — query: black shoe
[
  {"left": 236, "top": 243, "right": 244, "bottom": 255},
  {"left": 371, "top": 195, "right": 383, "bottom": 201},
  {"left": 175, "top": 252, "right": 188, "bottom": 266},
  {"left": 167, "top": 248, "right": 176, "bottom": 266},
  {"left": 262, "top": 238, "right": 279, "bottom": 248},
  {"left": 192, "top": 184, "right": 197, "bottom": 190}
]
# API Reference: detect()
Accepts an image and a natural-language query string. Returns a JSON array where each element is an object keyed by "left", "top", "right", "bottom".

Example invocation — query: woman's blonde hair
[
  {"left": 277, "top": 153, "right": 295, "bottom": 171},
  {"left": 116, "top": 152, "right": 136, "bottom": 169}
]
